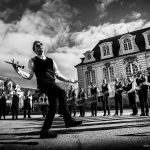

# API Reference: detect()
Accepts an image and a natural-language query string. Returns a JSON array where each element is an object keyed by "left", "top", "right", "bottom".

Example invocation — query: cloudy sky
[{"left": 0, "top": 0, "right": 150, "bottom": 89}]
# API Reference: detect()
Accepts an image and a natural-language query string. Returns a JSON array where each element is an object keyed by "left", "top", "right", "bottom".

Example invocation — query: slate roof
[{"left": 75, "top": 26, "right": 150, "bottom": 67}]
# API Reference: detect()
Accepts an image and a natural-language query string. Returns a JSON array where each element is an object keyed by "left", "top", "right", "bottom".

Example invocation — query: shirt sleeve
[
  {"left": 107, "top": 84, "right": 112, "bottom": 92},
  {"left": 17, "top": 58, "right": 34, "bottom": 80},
  {"left": 53, "top": 60, "right": 70, "bottom": 82}
]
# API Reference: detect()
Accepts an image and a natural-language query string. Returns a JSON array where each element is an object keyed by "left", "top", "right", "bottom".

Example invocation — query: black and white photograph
[{"left": 0, "top": 0, "right": 150, "bottom": 149}]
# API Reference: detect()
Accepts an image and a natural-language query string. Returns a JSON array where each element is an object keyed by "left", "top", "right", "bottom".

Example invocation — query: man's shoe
[
  {"left": 40, "top": 131, "right": 57, "bottom": 139},
  {"left": 140, "top": 113, "right": 145, "bottom": 116},
  {"left": 120, "top": 113, "right": 123, "bottom": 116},
  {"left": 146, "top": 113, "right": 149, "bottom": 116},
  {"left": 65, "top": 120, "right": 82, "bottom": 128},
  {"left": 114, "top": 113, "right": 118, "bottom": 116}
]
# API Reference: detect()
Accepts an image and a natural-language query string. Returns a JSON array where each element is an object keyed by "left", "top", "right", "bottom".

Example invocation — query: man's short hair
[{"left": 32, "top": 41, "right": 41, "bottom": 52}]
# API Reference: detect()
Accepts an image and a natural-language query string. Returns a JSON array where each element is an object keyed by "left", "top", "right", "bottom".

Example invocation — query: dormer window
[
  {"left": 142, "top": 30, "right": 150, "bottom": 50},
  {"left": 83, "top": 50, "right": 96, "bottom": 63},
  {"left": 99, "top": 42, "right": 113, "bottom": 59},
  {"left": 147, "top": 34, "right": 150, "bottom": 45},
  {"left": 103, "top": 45, "right": 110, "bottom": 56},
  {"left": 123, "top": 38, "right": 132, "bottom": 51},
  {"left": 118, "top": 34, "right": 138, "bottom": 55}
]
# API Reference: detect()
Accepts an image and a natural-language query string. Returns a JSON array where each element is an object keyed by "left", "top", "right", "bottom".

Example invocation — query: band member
[
  {"left": 101, "top": 79, "right": 111, "bottom": 116},
  {"left": 39, "top": 93, "right": 48, "bottom": 118},
  {"left": 77, "top": 87, "right": 86, "bottom": 117},
  {"left": 123, "top": 76, "right": 138, "bottom": 115},
  {"left": 136, "top": 71, "right": 149, "bottom": 116},
  {"left": 114, "top": 78, "right": 123, "bottom": 116},
  {"left": 11, "top": 90, "right": 19, "bottom": 120},
  {"left": 23, "top": 90, "right": 32, "bottom": 119},
  {"left": 11, "top": 40, "right": 82, "bottom": 138},
  {"left": 90, "top": 82, "right": 99, "bottom": 117},
  {"left": 0, "top": 91, "right": 7, "bottom": 120},
  {"left": 68, "top": 85, "right": 76, "bottom": 117}
]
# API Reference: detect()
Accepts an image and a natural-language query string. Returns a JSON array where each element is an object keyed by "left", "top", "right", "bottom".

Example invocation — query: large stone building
[{"left": 75, "top": 27, "right": 150, "bottom": 97}]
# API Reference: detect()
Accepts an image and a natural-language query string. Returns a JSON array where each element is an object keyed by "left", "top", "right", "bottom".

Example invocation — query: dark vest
[
  {"left": 126, "top": 82, "right": 133, "bottom": 91},
  {"left": 91, "top": 87, "right": 97, "bottom": 95},
  {"left": 32, "top": 56, "right": 55, "bottom": 85},
  {"left": 102, "top": 84, "right": 108, "bottom": 93},
  {"left": 115, "top": 82, "right": 122, "bottom": 94},
  {"left": 78, "top": 91, "right": 85, "bottom": 99}
]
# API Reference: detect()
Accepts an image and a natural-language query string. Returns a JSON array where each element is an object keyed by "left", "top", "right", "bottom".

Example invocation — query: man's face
[
  {"left": 103, "top": 79, "right": 106, "bottom": 84},
  {"left": 34, "top": 42, "right": 44, "bottom": 56}
]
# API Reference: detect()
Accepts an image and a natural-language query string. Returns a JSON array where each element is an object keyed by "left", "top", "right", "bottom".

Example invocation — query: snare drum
[{"left": 76, "top": 98, "right": 84, "bottom": 106}]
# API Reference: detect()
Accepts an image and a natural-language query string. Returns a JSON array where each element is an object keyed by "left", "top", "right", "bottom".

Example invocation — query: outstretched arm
[
  {"left": 53, "top": 60, "right": 77, "bottom": 83},
  {"left": 12, "top": 59, "right": 34, "bottom": 80}
]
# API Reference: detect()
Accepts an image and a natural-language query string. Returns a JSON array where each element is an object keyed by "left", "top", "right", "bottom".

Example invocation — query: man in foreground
[{"left": 11, "top": 40, "right": 82, "bottom": 138}]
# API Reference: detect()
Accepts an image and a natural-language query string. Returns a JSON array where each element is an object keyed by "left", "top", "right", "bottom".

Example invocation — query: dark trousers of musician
[
  {"left": 41, "top": 105, "right": 48, "bottom": 117},
  {"left": 102, "top": 95, "right": 110, "bottom": 116},
  {"left": 0, "top": 104, "right": 6, "bottom": 119},
  {"left": 38, "top": 82, "right": 73, "bottom": 132},
  {"left": 114, "top": 93, "right": 123, "bottom": 115},
  {"left": 68, "top": 104, "right": 76, "bottom": 117},
  {"left": 128, "top": 91, "right": 138, "bottom": 115},
  {"left": 91, "top": 102, "right": 97, "bottom": 116},
  {"left": 24, "top": 105, "right": 31, "bottom": 118},
  {"left": 138, "top": 91, "right": 149, "bottom": 116},
  {"left": 11, "top": 105, "right": 18, "bottom": 119},
  {"left": 78, "top": 105, "right": 85, "bottom": 117}
]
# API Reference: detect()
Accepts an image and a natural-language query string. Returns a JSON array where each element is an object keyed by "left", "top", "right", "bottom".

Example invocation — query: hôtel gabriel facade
[{"left": 75, "top": 26, "right": 150, "bottom": 97}]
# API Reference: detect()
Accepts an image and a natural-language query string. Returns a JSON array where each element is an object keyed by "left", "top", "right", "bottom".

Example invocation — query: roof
[{"left": 75, "top": 26, "right": 150, "bottom": 67}]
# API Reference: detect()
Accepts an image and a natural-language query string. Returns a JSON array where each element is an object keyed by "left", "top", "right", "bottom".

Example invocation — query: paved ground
[{"left": 0, "top": 109, "right": 150, "bottom": 150}]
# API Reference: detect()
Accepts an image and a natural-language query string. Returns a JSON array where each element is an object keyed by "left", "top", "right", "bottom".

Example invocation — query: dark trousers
[
  {"left": 91, "top": 102, "right": 97, "bottom": 116},
  {"left": 0, "top": 105, "right": 6, "bottom": 119},
  {"left": 78, "top": 105, "right": 85, "bottom": 117},
  {"left": 24, "top": 105, "right": 31, "bottom": 118},
  {"left": 114, "top": 93, "right": 123, "bottom": 114},
  {"left": 128, "top": 92, "right": 138, "bottom": 115},
  {"left": 41, "top": 105, "right": 47, "bottom": 117},
  {"left": 38, "top": 82, "right": 71, "bottom": 131},
  {"left": 138, "top": 91, "right": 149, "bottom": 115},
  {"left": 68, "top": 104, "right": 76, "bottom": 117},
  {"left": 11, "top": 106, "right": 18, "bottom": 119},
  {"left": 102, "top": 95, "right": 110, "bottom": 115}
]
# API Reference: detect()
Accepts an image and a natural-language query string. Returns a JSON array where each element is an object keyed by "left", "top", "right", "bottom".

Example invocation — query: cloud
[
  {"left": 123, "top": 11, "right": 142, "bottom": 21},
  {"left": 0, "top": 0, "right": 150, "bottom": 89},
  {"left": 95, "top": 0, "right": 119, "bottom": 19}
]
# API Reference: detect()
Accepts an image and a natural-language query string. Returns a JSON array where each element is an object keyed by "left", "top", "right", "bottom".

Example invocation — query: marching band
[{"left": 1, "top": 70, "right": 150, "bottom": 119}]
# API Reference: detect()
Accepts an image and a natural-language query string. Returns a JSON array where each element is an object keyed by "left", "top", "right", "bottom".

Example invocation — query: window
[
  {"left": 103, "top": 67, "right": 115, "bottom": 82},
  {"left": 86, "top": 70, "right": 96, "bottom": 86},
  {"left": 99, "top": 42, "right": 113, "bottom": 59},
  {"left": 103, "top": 45, "right": 110, "bottom": 56},
  {"left": 126, "top": 63, "right": 138, "bottom": 77},
  {"left": 147, "top": 34, "right": 150, "bottom": 46},
  {"left": 123, "top": 38, "right": 132, "bottom": 51},
  {"left": 87, "top": 53, "right": 91, "bottom": 60}
]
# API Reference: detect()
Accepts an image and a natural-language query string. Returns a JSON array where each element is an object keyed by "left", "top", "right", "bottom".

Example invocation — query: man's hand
[
  {"left": 69, "top": 79, "right": 78, "bottom": 83},
  {"left": 11, "top": 59, "right": 19, "bottom": 72}
]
